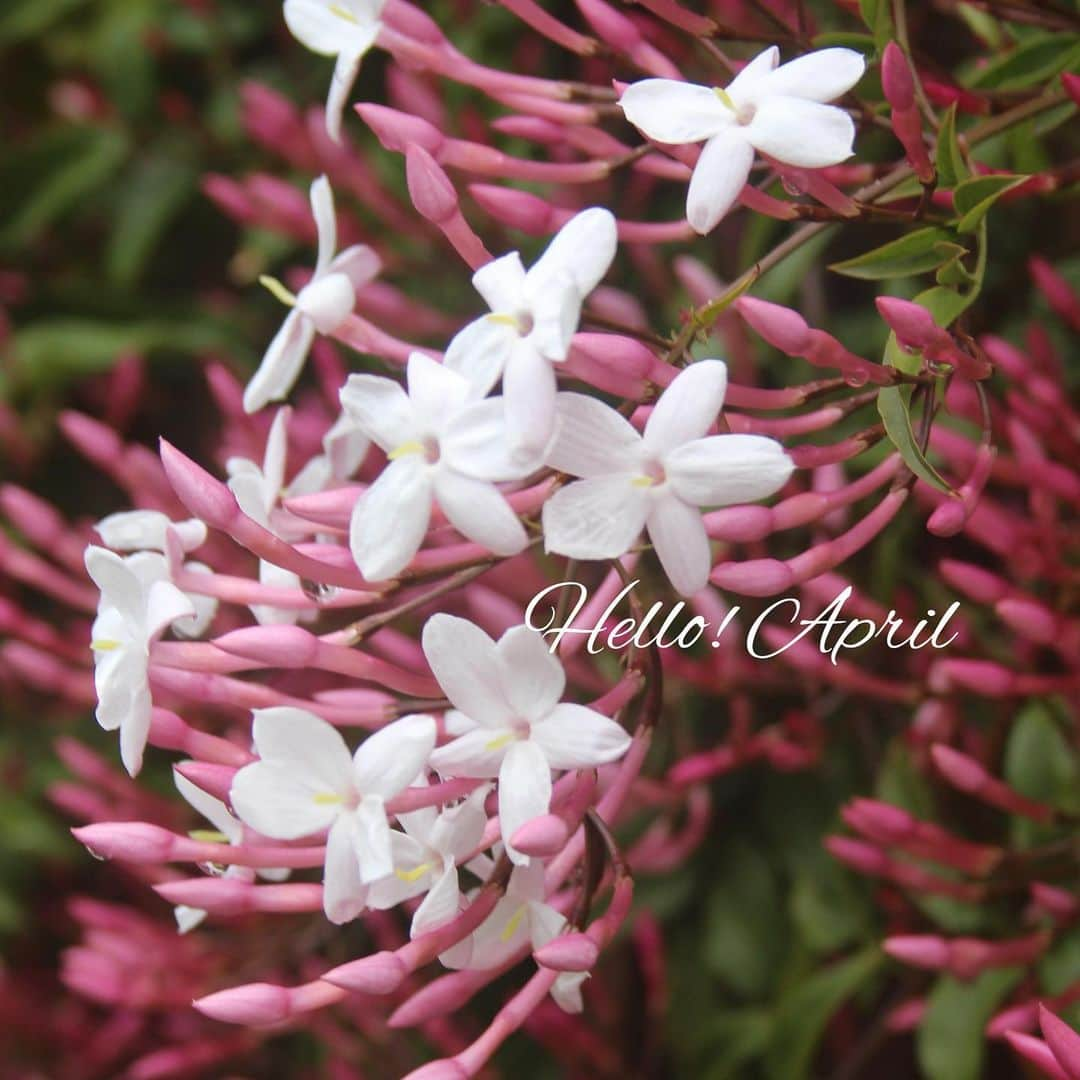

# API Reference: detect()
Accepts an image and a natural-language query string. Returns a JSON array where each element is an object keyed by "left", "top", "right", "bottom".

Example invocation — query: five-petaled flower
[
  {"left": 541, "top": 360, "right": 793, "bottom": 596},
  {"left": 85, "top": 546, "right": 196, "bottom": 776},
  {"left": 444, "top": 208, "right": 618, "bottom": 454},
  {"left": 283, "top": 0, "right": 386, "bottom": 142},
  {"left": 619, "top": 46, "right": 866, "bottom": 234},
  {"left": 246, "top": 176, "right": 380, "bottom": 414},
  {"left": 423, "top": 614, "right": 631, "bottom": 865},
  {"left": 230, "top": 707, "right": 436, "bottom": 924},
  {"left": 340, "top": 352, "right": 540, "bottom": 581}
]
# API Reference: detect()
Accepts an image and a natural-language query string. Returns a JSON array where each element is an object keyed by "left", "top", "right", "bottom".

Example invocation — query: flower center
[
  {"left": 389, "top": 435, "right": 440, "bottom": 464},
  {"left": 395, "top": 861, "right": 434, "bottom": 884},
  {"left": 91, "top": 638, "right": 121, "bottom": 652},
  {"left": 632, "top": 459, "right": 666, "bottom": 488},
  {"left": 713, "top": 87, "right": 755, "bottom": 126},
  {"left": 329, "top": 4, "right": 360, "bottom": 24},
  {"left": 487, "top": 311, "right": 534, "bottom": 336}
]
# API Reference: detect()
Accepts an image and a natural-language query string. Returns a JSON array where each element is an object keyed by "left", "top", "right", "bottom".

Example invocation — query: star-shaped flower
[
  {"left": 245, "top": 176, "right": 380, "bottom": 414},
  {"left": 541, "top": 359, "right": 793, "bottom": 596},
  {"left": 283, "top": 0, "right": 386, "bottom": 142},
  {"left": 444, "top": 208, "right": 618, "bottom": 454},
  {"left": 619, "top": 46, "right": 866, "bottom": 233},
  {"left": 230, "top": 707, "right": 436, "bottom": 925},
  {"left": 423, "top": 614, "right": 631, "bottom": 864},
  {"left": 85, "top": 546, "right": 195, "bottom": 776},
  {"left": 340, "top": 352, "right": 540, "bottom": 582}
]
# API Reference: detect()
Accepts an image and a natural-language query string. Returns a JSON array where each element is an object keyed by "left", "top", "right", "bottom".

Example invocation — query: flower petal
[
  {"left": 499, "top": 739, "right": 553, "bottom": 865},
  {"left": 406, "top": 352, "right": 472, "bottom": 428},
  {"left": 528, "top": 207, "right": 618, "bottom": 298},
  {"left": 751, "top": 47, "right": 866, "bottom": 104},
  {"left": 328, "top": 244, "right": 382, "bottom": 290},
  {"left": 495, "top": 625, "right": 566, "bottom": 723},
  {"left": 421, "top": 613, "right": 512, "bottom": 728},
  {"left": 325, "top": 47, "right": 367, "bottom": 144},
  {"left": 725, "top": 45, "right": 780, "bottom": 102},
  {"left": 504, "top": 340, "right": 558, "bottom": 456},
  {"left": 472, "top": 251, "right": 527, "bottom": 314},
  {"left": 644, "top": 358, "right": 728, "bottom": 453},
  {"left": 432, "top": 788, "right": 489, "bottom": 863},
  {"left": 323, "top": 812, "right": 368, "bottom": 924},
  {"left": 349, "top": 457, "right": 432, "bottom": 581},
  {"left": 263, "top": 407, "right": 291, "bottom": 495},
  {"left": 529, "top": 704, "right": 631, "bottom": 769},
  {"left": 296, "top": 272, "right": 355, "bottom": 333},
  {"left": 284, "top": 0, "right": 349, "bottom": 54},
  {"left": 443, "top": 315, "right": 516, "bottom": 398},
  {"left": 441, "top": 397, "right": 544, "bottom": 482},
  {"left": 310, "top": 175, "right": 337, "bottom": 274},
  {"left": 352, "top": 713, "right": 436, "bottom": 799},
  {"left": 646, "top": 493, "right": 711, "bottom": 596},
  {"left": 746, "top": 98, "right": 856, "bottom": 168},
  {"left": 619, "top": 79, "right": 730, "bottom": 143},
  {"left": 429, "top": 727, "right": 514, "bottom": 779},
  {"left": 230, "top": 761, "right": 340, "bottom": 839},
  {"left": 545, "top": 392, "right": 642, "bottom": 478},
  {"left": 665, "top": 433, "right": 794, "bottom": 507},
  {"left": 434, "top": 471, "right": 528, "bottom": 557},
  {"left": 338, "top": 372, "right": 415, "bottom": 452},
  {"left": 551, "top": 971, "right": 588, "bottom": 1013},
  {"left": 686, "top": 129, "right": 754, "bottom": 235},
  {"left": 85, "top": 546, "right": 141, "bottom": 623},
  {"left": 410, "top": 860, "right": 460, "bottom": 937},
  {"left": 528, "top": 899, "right": 566, "bottom": 950},
  {"left": 119, "top": 690, "right": 153, "bottom": 777},
  {"left": 251, "top": 706, "right": 355, "bottom": 790},
  {"left": 542, "top": 475, "right": 649, "bottom": 560},
  {"left": 527, "top": 268, "right": 581, "bottom": 363},
  {"left": 355, "top": 794, "right": 393, "bottom": 883},
  {"left": 174, "top": 770, "right": 242, "bottom": 843},
  {"left": 145, "top": 580, "right": 195, "bottom": 639},
  {"left": 244, "top": 309, "right": 316, "bottom": 414},
  {"left": 367, "top": 831, "right": 431, "bottom": 909}
]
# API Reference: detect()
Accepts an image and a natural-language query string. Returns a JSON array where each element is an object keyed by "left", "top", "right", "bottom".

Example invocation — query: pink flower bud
[
  {"left": 322, "top": 950, "right": 408, "bottom": 994},
  {"left": 194, "top": 982, "right": 291, "bottom": 1026},
  {"left": 154, "top": 877, "right": 253, "bottom": 916},
  {"left": 876, "top": 296, "right": 938, "bottom": 348},
  {"left": 468, "top": 183, "right": 555, "bottom": 235},
  {"left": 996, "top": 598, "right": 1058, "bottom": 644},
  {"left": 357, "top": 104, "right": 444, "bottom": 155},
  {"left": 1040, "top": 1007, "right": 1080, "bottom": 1080},
  {"left": 884, "top": 934, "right": 951, "bottom": 970},
  {"left": 213, "top": 625, "right": 321, "bottom": 668},
  {"left": 533, "top": 932, "right": 600, "bottom": 972},
  {"left": 509, "top": 814, "right": 569, "bottom": 857},
  {"left": 402, "top": 1061, "right": 469, "bottom": 1080},
  {"left": 735, "top": 297, "right": 811, "bottom": 355},
  {"left": 1005, "top": 1031, "right": 1072, "bottom": 1080},
  {"left": 159, "top": 439, "right": 237, "bottom": 529},
  {"left": 710, "top": 558, "right": 795, "bottom": 596},
  {"left": 174, "top": 760, "right": 237, "bottom": 803},
  {"left": 72, "top": 823, "right": 177, "bottom": 863},
  {"left": 881, "top": 43, "right": 916, "bottom": 111},
  {"left": 406, "top": 144, "right": 459, "bottom": 225}
]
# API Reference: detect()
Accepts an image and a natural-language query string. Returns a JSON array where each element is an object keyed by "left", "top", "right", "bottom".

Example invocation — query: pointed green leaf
[
  {"left": 935, "top": 105, "right": 969, "bottom": 190},
  {"left": 829, "top": 227, "right": 960, "bottom": 281},
  {"left": 858, "top": 0, "right": 893, "bottom": 47},
  {"left": 953, "top": 174, "right": 1029, "bottom": 233}
]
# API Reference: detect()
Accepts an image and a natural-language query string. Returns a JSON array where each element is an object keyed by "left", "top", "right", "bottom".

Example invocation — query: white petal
[
  {"left": 244, "top": 310, "right": 316, "bottom": 414},
  {"left": 323, "top": 812, "right": 368, "bottom": 924},
  {"left": 686, "top": 130, "right": 754, "bottom": 235},
  {"left": 349, "top": 457, "right": 432, "bottom": 581},
  {"left": 354, "top": 794, "right": 393, "bottom": 883},
  {"left": 175, "top": 905, "right": 208, "bottom": 934},
  {"left": 325, "top": 47, "right": 367, "bottom": 144},
  {"left": 145, "top": 580, "right": 195, "bottom": 639},
  {"left": 644, "top": 359, "right": 728, "bottom": 454},
  {"left": 406, "top": 352, "right": 471, "bottom": 428},
  {"left": 441, "top": 397, "right": 544, "bottom": 482},
  {"left": 328, "top": 244, "right": 381, "bottom": 290},
  {"left": 433, "top": 471, "right": 528, "bottom": 557},
  {"left": 338, "top": 372, "right": 416, "bottom": 452},
  {"left": 443, "top": 316, "right": 516, "bottom": 399},
  {"left": 746, "top": 98, "right": 856, "bottom": 168},
  {"left": 725, "top": 45, "right": 780, "bottom": 102},
  {"left": 85, "top": 546, "right": 141, "bottom": 623},
  {"left": 542, "top": 475, "right": 649, "bottom": 560},
  {"left": 322, "top": 412, "right": 371, "bottom": 479},
  {"left": 432, "top": 788, "right": 489, "bottom": 863},
  {"left": 551, "top": 971, "right": 588, "bottom": 1013},
  {"left": 410, "top": 861, "right": 461, "bottom": 937},
  {"left": 284, "top": 0, "right": 382, "bottom": 55},
  {"left": 230, "top": 761, "right": 341, "bottom": 839},
  {"left": 367, "top": 832, "right": 431, "bottom": 908},
  {"left": 429, "top": 727, "right": 514, "bottom": 779},
  {"left": 504, "top": 340, "right": 557, "bottom": 456},
  {"left": 750, "top": 48, "right": 866, "bottom": 104},
  {"left": 352, "top": 713, "right": 436, "bottom": 799},
  {"left": 421, "top": 613, "right": 512, "bottom": 728},
  {"left": 174, "top": 770, "right": 242, "bottom": 843},
  {"left": 228, "top": 470, "right": 271, "bottom": 528},
  {"left": 264, "top": 407, "right": 291, "bottom": 496},
  {"left": 545, "top": 393, "right": 642, "bottom": 478},
  {"left": 499, "top": 740, "right": 552, "bottom": 865},
  {"left": 528, "top": 899, "right": 566, "bottom": 950},
  {"left": 468, "top": 894, "right": 526, "bottom": 969},
  {"left": 473, "top": 251, "right": 528, "bottom": 315},
  {"left": 310, "top": 175, "right": 337, "bottom": 274},
  {"left": 119, "top": 691, "right": 153, "bottom": 777},
  {"left": 665, "top": 433, "right": 794, "bottom": 507},
  {"left": 96, "top": 510, "right": 200, "bottom": 553},
  {"left": 296, "top": 272, "right": 355, "bottom": 334},
  {"left": 529, "top": 704, "right": 631, "bottom": 770},
  {"left": 619, "top": 79, "right": 730, "bottom": 143},
  {"left": 646, "top": 493, "right": 711, "bottom": 596},
  {"left": 528, "top": 207, "right": 618, "bottom": 298},
  {"left": 252, "top": 706, "right": 355, "bottom": 790},
  {"left": 526, "top": 269, "right": 581, "bottom": 362},
  {"left": 495, "top": 626, "right": 566, "bottom": 723}
]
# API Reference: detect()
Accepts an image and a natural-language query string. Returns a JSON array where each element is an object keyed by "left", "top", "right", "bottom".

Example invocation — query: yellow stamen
[
  {"left": 486, "top": 313, "right": 519, "bottom": 328},
  {"left": 501, "top": 905, "right": 527, "bottom": 942},
  {"left": 330, "top": 3, "right": 360, "bottom": 23},
  {"left": 395, "top": 862, "right": 433, "bottom": 884},
  {"left": 313, "top": 792, "right": 343, "bottom": 806},
  {"left": 91, "top": 639, "right": 121, "bottom": 652},
  {"left": 631, "top": 475, "right": 655, "bottom": 488},
  {"left": 484, "top": 731, "right": 518, "bottom": 752},
  {"left": 259, "top": 274, "right": 297, "bottom": 307},
  {"left": 713, "top": 87, "right": 736, "bottom": 111},
  {"left": 190, "top": 829, "right": 230, "bottom": 844},
  {"left": 388, "top": 440, "right": 425, "bottom": 460}
]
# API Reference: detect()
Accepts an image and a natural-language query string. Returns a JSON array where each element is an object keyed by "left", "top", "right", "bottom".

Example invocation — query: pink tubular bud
[
  {"left": 406, "top": 144, "right": 458, "bottom": 225},
  {"left": 884, "top": 935, "right": 951, "bottom": 970},
  {"left": 533, "top": 932, "right": 600, "bottom": 972},
  {"left": 1030, "top": 257, "right": 1080, "bottom": 332},
  {"left": 357, "top": 103, "right": 444, "bottom": 155},
  {"left": 1031, "top": 883, "right": 1079, "bottom": 922},
  {"left": 509, "top": 815, "right": 570, "bottom": 858},
  {"left": 159, "top": 439, "right": 236, "bottom": 529},
  {"left": 882, "top": 43, "right": 916, "bottom": 111},
  {"left": 1005, "top": 1031, "right": 1072, "bottom": 1080},
  {"left": 321, "top": 950, "right": 409, "bottom": 994},
  {"left": 1064, "top": 72, "right": 1080, "bottom": 108},
  {"left": 939, "top": 559, "right": 1008, "bottom": 604},
  {"left": 931, "top": 744, "right": 1054, "bottom": 823},
  {"left": 174, "top": 760, "right": 237, "bottom": 803},
  {"left": 72, "top": 823, "right": 177, "bottom": 863},
  {"left": 1041, "top": 1007, "right": 1080, "bottom": 1080},
  {"left": 468, "top": 183, "right": 555, "bottom": 235},
  {"left": 154, "top": 877, "right": 254, "bottom": 915},
  {"left": 194, "top": 983, "right": 290, "bottom": 1026},
  {"left": 876, "top": 296, "right": 937, "bottom": 348},
  {"left": 710, "top": 558, "right": 794, "bottom": 596},
  {"left": 735, "top": 296, "right": 810, "bottom": 355},
  {"left": 212, "top": 625, "right": 320, "bottom": 668},
  {"left": 401, "top": 1061, "right": 469, "bottom": 1080},
  {"left": 996, "top": 598, "right": 1058, "bottom": 644}
]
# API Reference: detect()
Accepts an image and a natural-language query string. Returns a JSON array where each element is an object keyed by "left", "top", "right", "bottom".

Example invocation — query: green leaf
[
  {"left": 969, "top": 34, "right": 1080, "bottom": 91},
  {"left": 811, "top": 32, "right": 875, "bottom": 52},
  {"left": 936, "top": 105, "right": 970, "bottom": 190},
  {"left": 790, "top": 854, "right": 874, "bottom": 955},
  {"left": 917, "top": 969, "right": 1023, "bottom": 1080},
  {"left": 0, "top": 0, "right": 89, "bottom": 42},
  {"left": 877, "top": 384, "right": 953, "bottom": 493},
  {"left": 953, "top": 174, "right": 1029, "bottom": 232},
  {"left": 830, "top": 228, "right": 962, "bottom": 281},
  {"left": 764, "top": 947, "right": 885, "bottom": 1080},
  {"left": 1003, "top": 702, "right": 1080, "bottom": 814},
  {"left": 858, "top": 0, "right": 893, "bottom": 48}
]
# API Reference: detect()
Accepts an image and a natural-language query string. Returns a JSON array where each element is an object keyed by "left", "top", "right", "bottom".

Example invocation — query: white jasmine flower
[
  {"left": 230, "top": 707, "right": 436, "bottom": 925},
  {"left": 445, "top": 862, "right": 589, "bottom": 1013},
  {"left": 367, "top": 784, "right": 489, "bottom": 938},
  {"left": 422, "top": 614, "right": 631, "bottom": 865},
  {"left": 171, "top": 770, "right": 289, "bottom": 934},
  {"left": 85, "top": 546, "right": 195, "bottom": 777},
  {"left": 444, "top": 208, "right": 618, "bottom": 454},
  {"left": 94, "top": 510, "right": 218, "bottom": 638},
  {"left": 340, "top": 352, "right": 540, "bottom": 582},
  {"left": 541, "top": 360, "right": 793, "bottom": 596},
  {"left": 246, "top": 176, "right": 380, "bottom": 413},
  {"left": 284, "top": 0, "right": 386, "bottom": 142},
  {"left": 619, "top": 46, "right": 866, "bottom": 233}
]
